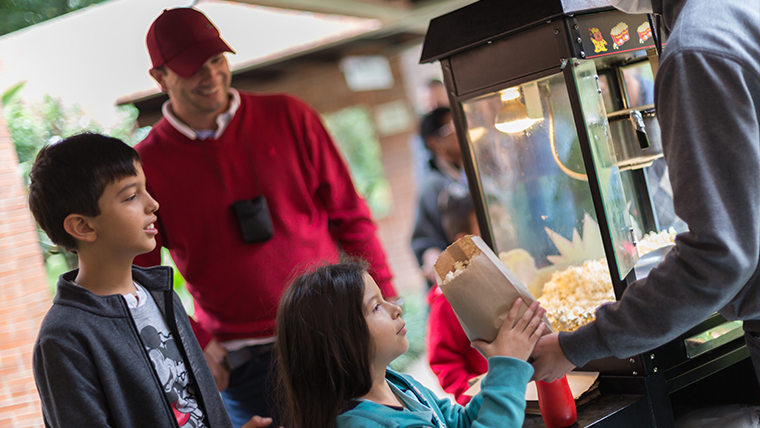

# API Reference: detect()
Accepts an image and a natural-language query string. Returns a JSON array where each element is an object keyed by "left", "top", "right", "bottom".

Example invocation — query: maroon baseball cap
[{"left": 147, "top": 8, "right": 235, "bottom": 78}]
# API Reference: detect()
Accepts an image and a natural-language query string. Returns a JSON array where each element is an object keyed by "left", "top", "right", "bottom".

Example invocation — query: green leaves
[
  {"left": 0, "top": 0, "right": 109, "bottom": 36},
  {"left": 322, "top": 106, "right": 393, "bottom": 219},
  {"left": 1, "top": 81, "right": 25, "bottom": 106}
]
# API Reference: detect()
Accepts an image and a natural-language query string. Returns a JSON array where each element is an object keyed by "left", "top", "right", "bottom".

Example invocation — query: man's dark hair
[
  {"left": 439, "top": 181, "right": 475, "bottom": 243},
  {"left": 420, "top": 106, "right": 452, "bottom": 144},
  {"left": 27, "top": 132, "right": 140, "bottom": 252},
  {"left": 276, "top": 260, "right": 373, "bottom": 428}
]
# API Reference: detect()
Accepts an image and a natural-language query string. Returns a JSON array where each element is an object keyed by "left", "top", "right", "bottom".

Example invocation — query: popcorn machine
[{"left": 421, "top": 1, "right": 756, "bottom": 426}]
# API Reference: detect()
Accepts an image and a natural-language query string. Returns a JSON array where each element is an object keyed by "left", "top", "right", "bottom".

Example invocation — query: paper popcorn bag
[{"left": 434, "top": 235, "right": 553, "bottom": 342}]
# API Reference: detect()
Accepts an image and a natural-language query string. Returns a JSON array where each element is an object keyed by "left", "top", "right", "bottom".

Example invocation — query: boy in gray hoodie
[{"left": 29, "top": 133, "right": 236, "bottom": 428}]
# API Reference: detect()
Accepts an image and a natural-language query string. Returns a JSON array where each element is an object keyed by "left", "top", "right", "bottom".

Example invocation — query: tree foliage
[
  {"left": 2, "top": 82, "right": 149, "bottom": 272},
  {"left": 0, "top": 0, "right": 109, "bottom": 36},
  {"left": 2, "top": 82, "right": 147, "bottom": 185},
  {"left": 323, "top": 106, "right": 393, "bottom": 218}
]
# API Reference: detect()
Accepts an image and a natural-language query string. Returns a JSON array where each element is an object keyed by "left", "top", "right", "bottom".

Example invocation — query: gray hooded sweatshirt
[
  {"left": 33, "top": 265, "right": 233, "bottom": 428},
  {"left": 560, "top": 0, "right": 760, "bottom": 366}
]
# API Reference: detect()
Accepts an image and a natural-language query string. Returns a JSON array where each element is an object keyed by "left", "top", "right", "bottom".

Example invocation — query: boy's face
[{"left": 88, "top": 161, "right": 159, "bottom": 258}]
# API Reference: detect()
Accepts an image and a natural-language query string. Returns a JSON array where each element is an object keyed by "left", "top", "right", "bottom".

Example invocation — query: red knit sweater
[{"left": 134, "top": 92, "right": 395, "bottom": 346}]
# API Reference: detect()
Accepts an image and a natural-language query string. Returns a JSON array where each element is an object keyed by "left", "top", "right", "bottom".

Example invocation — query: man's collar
[{"left": 161, "top": 88, "right": 241, "bottom": 140}]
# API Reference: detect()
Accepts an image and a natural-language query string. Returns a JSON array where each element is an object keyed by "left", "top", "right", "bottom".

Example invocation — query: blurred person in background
[
  {"left": 409, "top": 79, "right": 452, "bottom": 188},
  {"left": 411, "top": 107, "right": 465, "bottom": 286}
]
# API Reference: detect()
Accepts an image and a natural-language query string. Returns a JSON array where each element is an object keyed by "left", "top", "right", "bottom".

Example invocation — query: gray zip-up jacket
[
  {"left": 33, "top": 265, "right": 233, "bottom": 428},
  {"left": 560, "top": 0, "right": 760, "bottom": 366}
]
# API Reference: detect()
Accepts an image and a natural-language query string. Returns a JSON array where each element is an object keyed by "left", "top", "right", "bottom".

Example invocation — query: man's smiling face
[{"left": 153, "top": 53, "right": 231, "bottom": 127}]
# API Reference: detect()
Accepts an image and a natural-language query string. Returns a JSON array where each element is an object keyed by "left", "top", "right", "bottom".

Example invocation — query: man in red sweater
[{"left": 135, "top": 8, "right": 397, "bottom": 427}]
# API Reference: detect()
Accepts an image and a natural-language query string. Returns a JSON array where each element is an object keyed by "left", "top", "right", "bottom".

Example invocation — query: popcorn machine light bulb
[{"left": 494, "top": 98, "right": 543, "bottom": 133}]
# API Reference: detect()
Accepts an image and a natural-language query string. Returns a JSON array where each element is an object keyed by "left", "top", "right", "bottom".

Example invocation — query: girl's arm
[
  {"left": 433, "top": 356, "right": 533, "bottom": 428},
  {"left": 436, "top": 299, "right": 544, "bottom": 427}
]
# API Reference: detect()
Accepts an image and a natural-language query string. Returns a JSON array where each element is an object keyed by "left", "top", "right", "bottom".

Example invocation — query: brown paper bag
[{"left": 433, "top": 235, "right": 553, "bottom": 343}]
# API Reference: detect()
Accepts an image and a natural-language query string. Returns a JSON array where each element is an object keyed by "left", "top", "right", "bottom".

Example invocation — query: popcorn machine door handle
[{"left": 629, "top": 110, "right": 651, "bottom": 149}]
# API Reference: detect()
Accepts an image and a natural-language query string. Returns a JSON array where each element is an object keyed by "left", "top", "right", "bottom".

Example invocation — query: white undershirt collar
[
  {"left": 123, "top": 281, "right": 148, "bottom": 309},
  {"left": 161, "top": 88, "right": 241, "bottom": 140}
]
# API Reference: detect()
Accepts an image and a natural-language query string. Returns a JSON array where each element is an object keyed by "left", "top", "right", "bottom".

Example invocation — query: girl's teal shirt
[{"left": 335, "top": 356, "right": 532, "bottom": 428}]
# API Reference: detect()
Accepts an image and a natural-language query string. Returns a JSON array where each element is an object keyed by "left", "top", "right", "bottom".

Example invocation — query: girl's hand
[
  {"left": 242, "top": 416, "right": 280, "bottom": 428},
  {"left": 471, "top": 299, "right": 545, "bottom": 361}
]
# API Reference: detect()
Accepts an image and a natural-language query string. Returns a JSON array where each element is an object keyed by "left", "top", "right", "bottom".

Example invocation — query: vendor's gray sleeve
[{"left": 560, "top": 45, "right": 760, "bottom": 366}]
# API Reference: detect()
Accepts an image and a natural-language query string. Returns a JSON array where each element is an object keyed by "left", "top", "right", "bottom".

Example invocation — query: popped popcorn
[
  {"left": 538, "top": 259, "right": 615, "bottom": 332},
  {"left": 444, "top": 259, "right": 473, "bottom": 283},
  {"left": 637, "top": 227, "right": 677, "bottom": 256}
]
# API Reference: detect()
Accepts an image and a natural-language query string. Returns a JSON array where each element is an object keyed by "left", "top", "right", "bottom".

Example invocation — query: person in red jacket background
[
  {"left": 135, "top": 8, "right": 397, "bottom": 428},
  {"left": 426, "top": 182, "right": 488, "bottom": 404}
]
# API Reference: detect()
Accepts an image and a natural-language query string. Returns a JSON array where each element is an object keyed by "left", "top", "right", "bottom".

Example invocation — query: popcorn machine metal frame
[{"left": 420, "top": 1, "right": 756, "bottom": 426}]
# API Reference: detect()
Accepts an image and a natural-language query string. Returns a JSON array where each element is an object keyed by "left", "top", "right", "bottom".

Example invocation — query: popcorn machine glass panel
[
  {"left": 571, "top": 59, "right": 637, "bottom": 280},
  {"left": 461, "top": 64, "right": 636, "bottom": 331},
  {"left": 420, "top": 4, "right": 758, "bottom": 423}
]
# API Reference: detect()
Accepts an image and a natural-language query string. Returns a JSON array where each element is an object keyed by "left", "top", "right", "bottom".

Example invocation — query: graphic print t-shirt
[{"left": 125, "top": 283, "right": 207, "bottom": 428}]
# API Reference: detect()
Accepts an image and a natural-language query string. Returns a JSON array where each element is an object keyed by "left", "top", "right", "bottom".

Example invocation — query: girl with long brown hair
[{"left": 276, "top": 261, "right": 544, "bottom": 428}]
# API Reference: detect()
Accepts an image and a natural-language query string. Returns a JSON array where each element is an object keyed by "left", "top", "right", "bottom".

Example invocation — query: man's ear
[
  {"left": 149, "top": 68, "right": 168, "bottom": 92},
  {"left": 63, "top": 214, "right": 97, "bottom": 244}
]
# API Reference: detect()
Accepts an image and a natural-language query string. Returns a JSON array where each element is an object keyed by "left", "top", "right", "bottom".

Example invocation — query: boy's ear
[
  {"left": 63, "top": 214, "right": 97, "bottom": 244},
  {"left": 149, "top": 68, "right": 168, "bottom": 92}
]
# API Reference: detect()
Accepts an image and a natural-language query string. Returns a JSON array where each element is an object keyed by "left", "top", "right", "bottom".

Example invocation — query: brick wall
[
  {"left": 0, "top": 110, "right": 50, "bottom": 427},
  {"left": 235, "top": 48, "right": 426, "bottom": 295}
]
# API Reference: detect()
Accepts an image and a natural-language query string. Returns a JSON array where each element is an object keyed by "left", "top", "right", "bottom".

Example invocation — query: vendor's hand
[
  {"left": 242, "top": 416, "right": 280, "bottom": 428},
  {"left": 472, "top": 299, "right": 545, "bottom": 361},
  {"left": 203, "top": 339, "right": 231, "bottom": 392},
  {"left": 530, "top": 332, "right": 576, "bottom": 382},
  {"left": 422, "top": 247, "right": 443, "bottom": 283}
]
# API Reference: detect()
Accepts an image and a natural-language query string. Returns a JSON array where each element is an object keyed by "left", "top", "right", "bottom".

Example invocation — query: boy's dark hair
[
  {"left": 439, "top": 181, "right": 475, "bottom": 243},
  {"left": 420, "top": 106, "right": 451, "bottom": 144},
  {"left": 27, "top": 132, "right": 140, "bottom": 252},
  {"left": 276, "top": 260, "right": 373, "bottom": 428}
]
